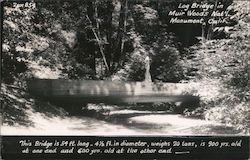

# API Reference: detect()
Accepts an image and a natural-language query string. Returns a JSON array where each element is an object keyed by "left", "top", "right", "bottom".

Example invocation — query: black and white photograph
[{"left": 1, "top": 0, "right": 249, "bottom": 137}]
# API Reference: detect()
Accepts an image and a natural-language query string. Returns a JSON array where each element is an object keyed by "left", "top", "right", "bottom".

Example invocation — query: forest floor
[{"left": 1, "top": 104, "right": 243, "bottom": 136}]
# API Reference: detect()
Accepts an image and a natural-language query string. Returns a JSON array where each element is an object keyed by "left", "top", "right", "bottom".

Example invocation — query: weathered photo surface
[{"left": 1, "top": 0, "right": 249, "bottom": 135}]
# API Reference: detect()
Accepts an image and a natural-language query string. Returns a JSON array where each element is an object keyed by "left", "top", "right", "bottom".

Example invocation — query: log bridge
[{"left": 27, "top": 79, "right": 199, "bottom": 107}]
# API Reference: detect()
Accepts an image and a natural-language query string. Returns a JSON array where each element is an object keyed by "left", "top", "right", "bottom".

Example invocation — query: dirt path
[{"left": 1, "top": 109, "right": 242, "bottom": 135}]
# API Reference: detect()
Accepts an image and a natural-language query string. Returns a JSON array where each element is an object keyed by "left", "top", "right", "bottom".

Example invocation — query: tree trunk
[
  {"left": 206, "top": 0, "right": 219, "bottom": 40},
  {"left": 105, "top": 0, "right": 114, "bottom": 69},
  {"left": 112, "top": 0, "right": 128, "bottom": 70},
  {"left": 87, "top": 1, "right": 96, "bottom": 74},
  {"left": 87, "top": 1, "right": 110, "bottom": 76}
]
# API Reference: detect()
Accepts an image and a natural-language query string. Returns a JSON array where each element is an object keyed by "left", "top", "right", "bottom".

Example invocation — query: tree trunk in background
[
  {"left": 94, "top": 1, "right": 101, "bottom": 39},
  {"left": 113, "top": 0, "right": 128, "bottom": 71},
  {"left": 105, "top": 0, "right": 114, "bottom": 70},
  {"left": 87, "top": 1, "right": 96, "bottom": 74},
  {"left": 120, "top": 0, "right": 128, "bottom": 64},
  {"left": 206, "top": 0, "right": 218, "bottom": 40},
  {"left": 87, "top": 1, "right": 110, "bottom": 77}
]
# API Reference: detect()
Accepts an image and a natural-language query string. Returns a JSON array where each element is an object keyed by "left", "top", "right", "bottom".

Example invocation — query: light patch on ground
[
  {"left": 1, "top": 112, "right": 144, "bottom": 136},
  {"left": 129, "top": 114, "right": 214, "bottom": 126},
  {"left": 128, "top": 114, "right": 217, "bottom": 135}
]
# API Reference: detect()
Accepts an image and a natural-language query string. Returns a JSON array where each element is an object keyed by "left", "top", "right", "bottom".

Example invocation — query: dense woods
[{"left": 1, "top": 0, "right": 249, "bottom": 133}]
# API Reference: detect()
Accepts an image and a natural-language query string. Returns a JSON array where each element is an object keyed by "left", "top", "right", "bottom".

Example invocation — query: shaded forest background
[{"left": 1, "top": 0, "right": 249, "bottom": 133}]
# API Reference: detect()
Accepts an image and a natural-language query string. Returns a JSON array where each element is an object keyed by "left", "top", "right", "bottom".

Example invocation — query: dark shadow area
[
  {"left": 168, "top": 24, "right": 201, "bottom": 47},
  {"left": 2, "top": 101, "right": 33, "bottom": 127},
  {"left": 104, "top": 112, "right": 173, "bottom": 131},
  {"left": 124, "top": 103, "right": 175, "bottom": 112},
  {"left": 32, "top": 99, "right": 69, "bottom": 118}
]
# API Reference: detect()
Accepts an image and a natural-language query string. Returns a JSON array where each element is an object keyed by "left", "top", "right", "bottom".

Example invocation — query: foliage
[
  {"left": 181, "top": 1, "right": 250, "bottom": 133},
  {"left": 2, "top": 1, "right": 187, "bottom": 83},
  {"left": 114, "top": 4, "right": 184, "bottom": 82},
  {"left": 2, "top": 3, "right": 36, "bottom": 84},
  {"left": 150, "top": 32, "right": 184, "bottom": 82}
]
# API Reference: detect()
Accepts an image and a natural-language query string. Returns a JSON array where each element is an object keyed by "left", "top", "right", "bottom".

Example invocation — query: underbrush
[
  {"left": 1, "top": 83, "right": 68, "bottom": 127},
  {"left": 182, "top": 1, "right": 250, "bottom": 134},
  {"left": 1, "top": 83, "right": 34, "bottom": 126}
]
